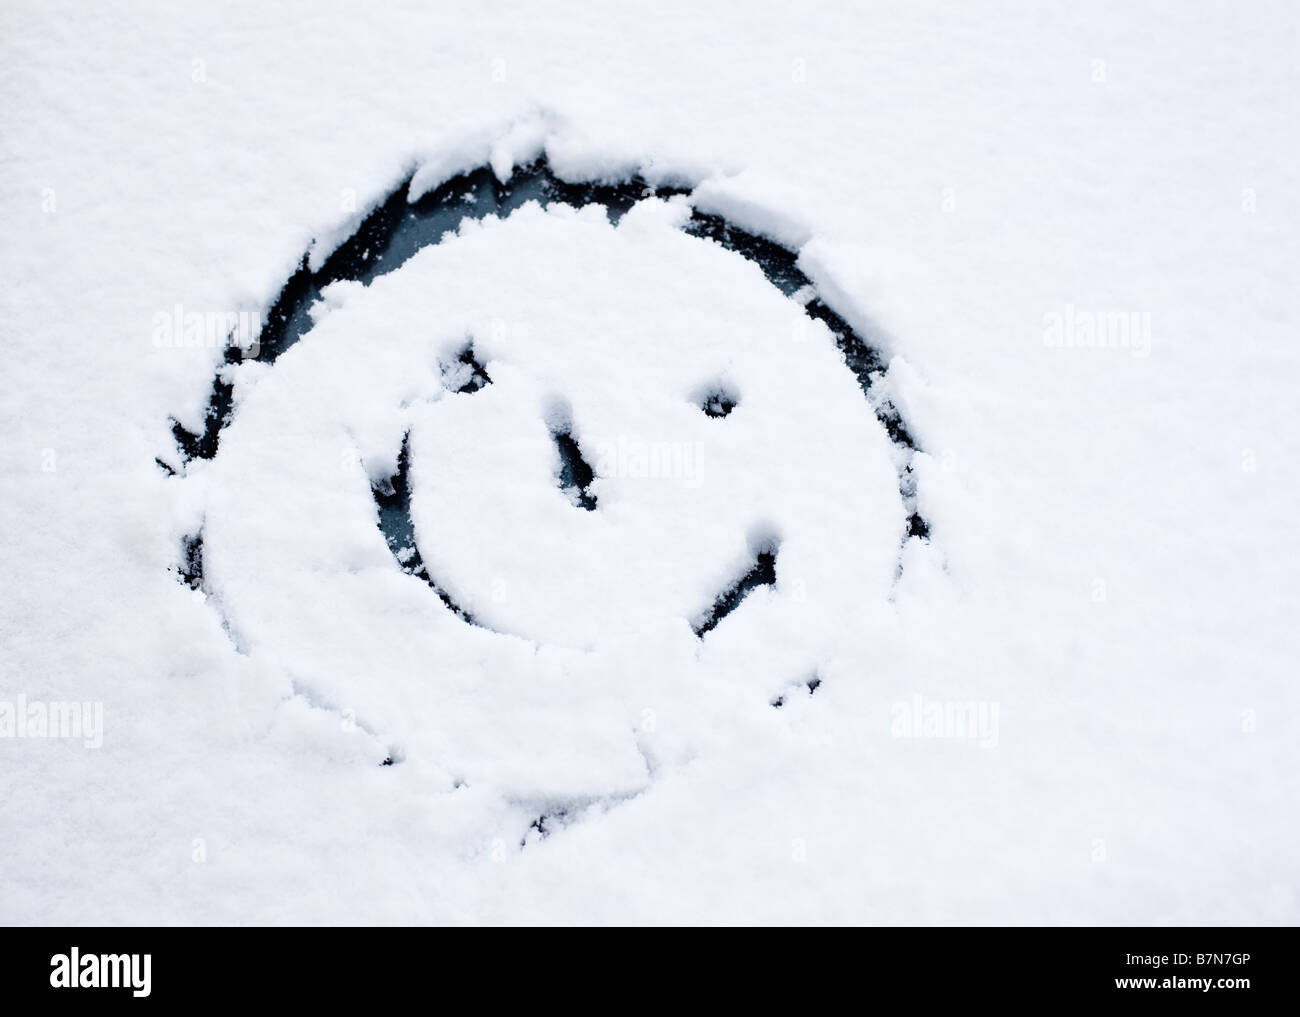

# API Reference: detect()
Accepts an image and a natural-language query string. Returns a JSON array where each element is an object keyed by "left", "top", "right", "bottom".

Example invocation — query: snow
[{"left": 1, "top": 0, "right": 1297, "bottom": 924}]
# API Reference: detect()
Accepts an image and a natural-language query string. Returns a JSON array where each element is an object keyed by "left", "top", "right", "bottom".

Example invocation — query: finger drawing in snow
[
  {"left": 162, "top": 149, "right": 931, "bottom": 837},
  {"left": 8, "top": 2, "right": 1290, "bottom": 932}
]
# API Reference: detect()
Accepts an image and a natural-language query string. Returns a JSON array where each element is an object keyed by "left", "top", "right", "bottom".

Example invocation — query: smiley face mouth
[
  {"left": 369, "top": 419, "right": 782, "bottom": 642},
  {"left": 168, "top": 156, "right": 929, "bottom": 643}
]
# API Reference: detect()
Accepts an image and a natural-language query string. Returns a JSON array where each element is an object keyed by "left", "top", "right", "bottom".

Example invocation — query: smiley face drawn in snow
[{"left": 177, "top": 155, "right": 928, "bottom": 811}]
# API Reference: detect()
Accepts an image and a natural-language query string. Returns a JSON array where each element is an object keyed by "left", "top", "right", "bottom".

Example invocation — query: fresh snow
[{"left": 1, "top": 0, "right": 1297, "bottom": 924}]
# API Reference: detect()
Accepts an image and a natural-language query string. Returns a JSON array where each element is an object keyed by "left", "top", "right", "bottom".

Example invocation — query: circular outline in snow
[{"left": 165, "top": 147, "right": 932, "bottom": 805}]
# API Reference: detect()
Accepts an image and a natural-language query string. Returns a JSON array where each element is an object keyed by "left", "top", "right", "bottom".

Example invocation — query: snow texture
[{"left": 1, "top": 0, "right": 1297, "bottom": 924}]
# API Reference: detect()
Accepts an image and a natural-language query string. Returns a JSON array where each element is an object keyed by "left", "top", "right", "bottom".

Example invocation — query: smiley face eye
[
  {"left": 542, "top": 397, "right": 598, "bottom": 510},
  {"left": 698, "top": 385, "right": 738, "bottom": 418},
  {"left": 550, "top": 426, "right": 597, "bottom": 511},
  {"left": 443, "top": 341, "right": 491, "bottom": 394}
]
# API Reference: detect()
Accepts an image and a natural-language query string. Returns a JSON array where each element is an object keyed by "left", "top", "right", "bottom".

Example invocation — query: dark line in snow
[
  {"left": 371, "top": 433, "right": 481, "bottom": 626},
  {"left": 551, "top": 428, "right": 597, "bottom": 510},
  {"left": 514, "top": 788, "right": 645, "bottom": 848},
  {"left": 178, "top": 533, "right": 204, "bottom": 590},
  {"left": 772, "top": 673, "right": 822, "bottom": 708},
  {"left": 693, "top": 548, "right": 779, "bottom": 638},
  {"left": 683, "top": 211, "right": 808, "bottom": 296}
]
